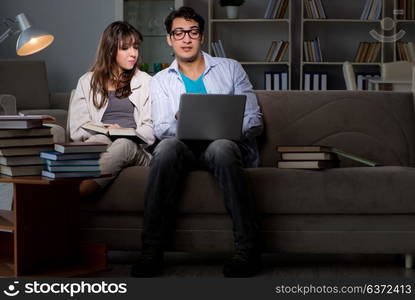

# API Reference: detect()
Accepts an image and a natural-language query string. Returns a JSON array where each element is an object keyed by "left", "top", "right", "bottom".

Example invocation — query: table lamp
[{"left": 0, "top": 13, "right": 54, "bottom": 56}]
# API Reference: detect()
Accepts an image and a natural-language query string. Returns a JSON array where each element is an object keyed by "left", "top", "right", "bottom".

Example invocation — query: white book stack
[
  {"left": 304, "top": 73, "right": 311, "bottom": 91},
  {"left": 304, "top": 72, "right": 328, "bottom": 90},
  {"left": 355, "top": 72, "right": 381, "bottom": 90},
  {"left": 265, "top": 72, "right": 273, "bottom": 90},
  {"left": 265, "top": 71, "right": 289, "bottom": 90},
  {"left": 281, "top": 72, "right": 288, "bottom": 90}
]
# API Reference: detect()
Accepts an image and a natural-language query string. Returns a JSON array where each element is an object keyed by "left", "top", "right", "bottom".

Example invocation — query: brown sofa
[{"left": 80, "top": 90, "right": 415, "bottom": 267}]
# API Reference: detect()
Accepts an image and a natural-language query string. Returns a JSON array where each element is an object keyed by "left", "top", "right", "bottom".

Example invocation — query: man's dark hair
[{"left": 164, "top": 6, "right": 205, "bottom": 34}]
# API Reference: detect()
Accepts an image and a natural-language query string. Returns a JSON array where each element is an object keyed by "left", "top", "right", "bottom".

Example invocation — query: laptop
[{"left": 177, "top": 94, "right": 247, "bottom": 141}]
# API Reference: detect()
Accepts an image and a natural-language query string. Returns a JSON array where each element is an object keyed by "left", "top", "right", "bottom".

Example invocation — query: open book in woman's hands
[{"left": 82, "top": 122, "right": 146, "bottom": 144}]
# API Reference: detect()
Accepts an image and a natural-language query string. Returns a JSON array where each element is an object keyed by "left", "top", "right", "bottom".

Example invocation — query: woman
[{"left": 70, "top": 21, "right": 154, "bottom": 196}]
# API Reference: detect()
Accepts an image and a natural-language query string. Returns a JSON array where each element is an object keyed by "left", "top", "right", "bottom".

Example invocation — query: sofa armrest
[
  {"left": 50, "top": 92, "right": 71, "bottom": 110},
  {"left": 0, "top": 94, "right": 17, "bottom": 115}
]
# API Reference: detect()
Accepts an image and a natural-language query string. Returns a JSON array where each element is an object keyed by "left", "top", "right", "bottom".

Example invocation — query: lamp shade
[
  {"left": 16, "top": 28, "right": 54, "bottom": 56},
  {"left": 15, "top": 13, "right": 54, "bottom": 56}
]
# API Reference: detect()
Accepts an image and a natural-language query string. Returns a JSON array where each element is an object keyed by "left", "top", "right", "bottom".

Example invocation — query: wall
[{"left": 0, "top": 0, "right": 118, "bottom": 92}]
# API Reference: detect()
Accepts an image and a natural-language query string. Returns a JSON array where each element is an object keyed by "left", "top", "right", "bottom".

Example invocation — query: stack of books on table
[
  {"left": 277, "top": 145, "right": 378, "bottom": 169},
  {"left": 40, "top": 142, "right": 108, "bottom": 179},
  {"left": 0, "top": 115, "right": 55, "bottom": 176}
]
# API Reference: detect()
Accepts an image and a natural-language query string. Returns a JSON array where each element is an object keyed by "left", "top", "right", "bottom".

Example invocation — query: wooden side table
[{"left": 0, "top": 175, "right": 107, "bottom": 277}]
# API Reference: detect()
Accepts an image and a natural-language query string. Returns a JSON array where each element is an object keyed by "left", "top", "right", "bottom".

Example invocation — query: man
[{"left": 131, "top": 6, "right": 263, "bottom": 278}]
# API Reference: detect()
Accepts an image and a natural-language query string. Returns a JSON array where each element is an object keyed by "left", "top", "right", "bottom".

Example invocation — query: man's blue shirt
[{"left": 179, "top": 72, "right": 208, "bottom": 94}]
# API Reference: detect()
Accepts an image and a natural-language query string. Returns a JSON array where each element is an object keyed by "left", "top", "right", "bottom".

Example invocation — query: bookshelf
[
  {"left": 300, "top": 0, "right": 386, "bottom": 90},
  {"left": 207, "top": 0, "right": 292, "bottom": 90},
  {"left": 123, "top": 0, "right": 183, "bottom": 74},
  {"left": 393, "top": 0, "right": 415, "bottom": 61}
]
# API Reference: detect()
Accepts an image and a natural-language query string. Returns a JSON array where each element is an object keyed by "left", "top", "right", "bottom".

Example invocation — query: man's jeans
[{"left": 142, "top": 137, "right": 259, "bottom": 251}]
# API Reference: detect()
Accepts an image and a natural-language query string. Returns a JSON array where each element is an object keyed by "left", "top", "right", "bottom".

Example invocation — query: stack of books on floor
[
  {"left": 40, "top": 142, "right": 108, "bottom": 179},
  {"left": 277, "top": 145, "right": 378, "bottom": 169},
  {"left": 0, "top": 115, "right": 55, "bottom": 176}
]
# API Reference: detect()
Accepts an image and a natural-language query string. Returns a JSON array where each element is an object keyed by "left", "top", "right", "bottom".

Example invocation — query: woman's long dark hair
[{"left": 90, "top": 21, "right": 143, "bottom": 109}]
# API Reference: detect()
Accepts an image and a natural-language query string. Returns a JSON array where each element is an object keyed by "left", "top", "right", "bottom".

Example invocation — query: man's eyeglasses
[{"left": 170, "top": 28, "right": 201, "bottom": 40}]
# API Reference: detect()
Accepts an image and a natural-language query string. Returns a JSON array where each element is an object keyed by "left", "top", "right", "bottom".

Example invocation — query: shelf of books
[
  {"left": 301, "top": 0, "right": 385, "bottom": 90},
  {"left": 208, "top": 0, "right": 291, "bottom": 90},
  {"left": 393, "top": 0, "right": 415, "bottom": 61}
]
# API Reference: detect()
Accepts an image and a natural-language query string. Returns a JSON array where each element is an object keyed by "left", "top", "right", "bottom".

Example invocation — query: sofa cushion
[
  {"left": 256, "top": 91, "right": 415, "bottom": 168},
  {"left": 81, "top": 165, "right": 415, "bottom": 215},
  {"left": 248, "top": 166, "right": 415, "bottom": 214}
]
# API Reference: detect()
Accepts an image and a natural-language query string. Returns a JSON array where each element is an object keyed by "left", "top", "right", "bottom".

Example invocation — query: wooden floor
[{"left": 90, "top": 251, "right": 415, "bottom": 277}]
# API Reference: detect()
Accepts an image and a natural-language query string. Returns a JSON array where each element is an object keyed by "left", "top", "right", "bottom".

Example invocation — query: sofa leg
[{"left": 404, "top": 254, "right": 413, "bottom": 269}]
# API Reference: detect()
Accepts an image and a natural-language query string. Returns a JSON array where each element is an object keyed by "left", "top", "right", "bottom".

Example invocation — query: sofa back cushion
[
  {"left": 0, "top": 60, "right": 50, "bottom": 110},
  {"left": 256, "top": 91, "right": 415, "bottom": 167}
]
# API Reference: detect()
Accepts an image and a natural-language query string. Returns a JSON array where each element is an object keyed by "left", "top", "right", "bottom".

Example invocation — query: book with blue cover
[
  {"left": 40, "top": 151, "right": 101, "bottom": 161},
  {"left": 41, "top": 170, "right": 101, "bottom": 179},
  {"left": 45, "top": 159, "right": 99, "bottom": 166},
  {"left": 46, "top": 165, "right": 100, "bottom": 172}
]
